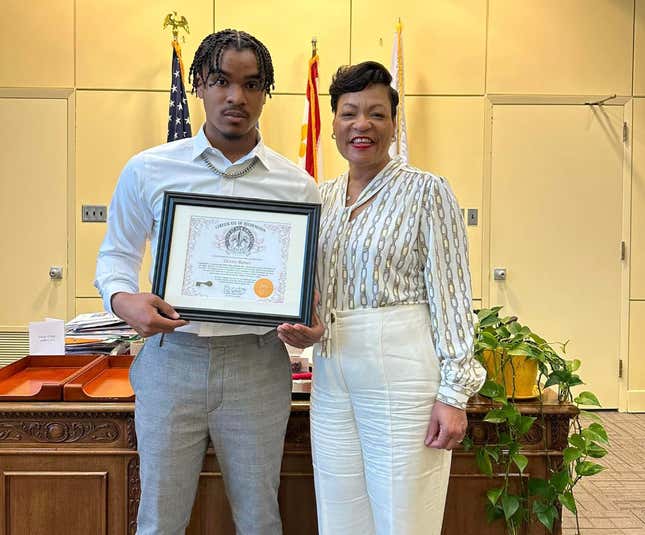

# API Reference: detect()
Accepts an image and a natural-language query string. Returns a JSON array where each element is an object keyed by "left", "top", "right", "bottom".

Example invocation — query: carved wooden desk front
[{"left": 0, "top": 396, "right": 574, "bottom": 535}]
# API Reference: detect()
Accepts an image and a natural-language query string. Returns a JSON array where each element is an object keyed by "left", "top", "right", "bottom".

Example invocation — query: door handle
[{"left": 49, "top": 266, "right": 63, "bottom": 280}]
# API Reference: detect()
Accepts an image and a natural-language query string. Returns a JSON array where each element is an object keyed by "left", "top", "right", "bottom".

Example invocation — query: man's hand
[
  {"left": 111, "top": 292, "right": 188, "bottom": 338},
  {"left": 424, "top": 400, "right": 468, "bottom": 450},
  {"left": 276, "top": 290, "right": 324, "bottom": 349}
]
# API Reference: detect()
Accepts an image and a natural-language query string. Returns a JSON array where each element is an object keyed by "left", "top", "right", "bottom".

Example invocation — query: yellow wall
[{"left": 1, "top": 0, "right": 644, "bottom": 406}]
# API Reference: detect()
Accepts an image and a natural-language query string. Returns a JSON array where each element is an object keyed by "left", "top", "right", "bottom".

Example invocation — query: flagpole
[
  {"left": 395, "top": 18, "right": 403, "bottom": 155},
  {"left": 299, "top": 38, "right": 323, "bottom": 182},
  {"left": 389, "top": 16, "right": 408, "bottom": 163},
  {"left": 308, "top": 38, "right": 320, "bottom": 181},
  {"left": 163, "top": 12, "right": 192, "bottom": 142}
]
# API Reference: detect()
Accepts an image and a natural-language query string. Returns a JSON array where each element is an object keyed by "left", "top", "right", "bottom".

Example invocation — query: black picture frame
[{"left": 152, "top": 191, "right": 320, "bottom": 327}]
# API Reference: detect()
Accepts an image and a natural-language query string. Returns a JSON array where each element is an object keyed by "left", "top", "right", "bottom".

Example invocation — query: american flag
[{"left": 167, "top": 41, "right": 192, "bottom": 142}]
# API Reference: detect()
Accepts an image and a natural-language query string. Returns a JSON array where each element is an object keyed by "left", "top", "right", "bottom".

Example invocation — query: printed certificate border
[{"left": 152, "top": 191, "right": 320, "bottom": 327}]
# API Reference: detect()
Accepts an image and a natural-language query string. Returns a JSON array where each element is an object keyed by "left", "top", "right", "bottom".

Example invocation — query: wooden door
[
  {"left": 488, "top": 104, "right": 624, "bottom": 408},
  {"left": 0, "top": 97, "right": 69, "bottom": 362}
]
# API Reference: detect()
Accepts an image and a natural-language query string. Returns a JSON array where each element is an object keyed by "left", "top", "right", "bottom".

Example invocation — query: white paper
[
  {"left": 181, "top": 215, "right": 291, "bottom": 303},
  {"left": 29, "top": 318, "right": 65, "bottom": 355},
  {"left": 164, "top": 204, "right": 309, "bottom": 318}
]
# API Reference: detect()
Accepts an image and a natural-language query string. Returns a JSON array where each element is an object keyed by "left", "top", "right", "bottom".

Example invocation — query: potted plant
[{"left": 463, "top": 307, "right": 609, "bottom": 535}]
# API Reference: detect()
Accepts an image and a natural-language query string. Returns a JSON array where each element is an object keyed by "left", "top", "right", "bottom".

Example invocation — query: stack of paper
[
  {"left": 66, "top": 312, "right": 129, "bottom": 334},
  {"left": 65, "top": 312, "right": 139, "bottom": 354}
]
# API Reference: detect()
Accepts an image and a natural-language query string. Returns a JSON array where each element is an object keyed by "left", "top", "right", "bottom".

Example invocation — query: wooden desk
[{"left": 0, "top": 394, "right": 575, "bottom": 535}]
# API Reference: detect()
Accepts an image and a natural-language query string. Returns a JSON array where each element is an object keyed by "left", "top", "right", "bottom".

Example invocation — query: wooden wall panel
[
  {"left": 214, "top": 0, "right": 350, "bottom": 94},
  {"left": 352, "top": 0, "right": 487, "bottom": 95},
  {"left": 3, "top": 471, "right": 107, "bottom": 535},
  {"left": 75, "top": 298, "right": 106, "bottom": 316},
  {"left": 405, "top": 97, "right": 485, "bottom": 299},
  {"left": 635, "top": 0, "right": 645, "bottom": 96},
  {"left": 187, "top": 473, "right": 235, "bottom": 533},
  {"left": 629, "top": 302, "right": 645, "bottom": 393},
  {"left": 488, "top": 0, "right": 633, "bottom": 95},
  {"left": 632, "top": 98, "right": 645, "bottom": 298},
  {"left": 0, "top": 1, "right": 74, "bottom": 87},
  {"left": 0, "top": 98, "right": 68, "bottom": 326},
  {"left": 76, "top": 0, "right": 213, "bottom": 89},
  {"left": 278, "top": 474, "right": 318, "bottom": 534}
]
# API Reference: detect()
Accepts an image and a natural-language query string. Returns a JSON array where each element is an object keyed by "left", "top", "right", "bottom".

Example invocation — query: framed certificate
[{"left": 152, "top": 192, "right": 320, "bottom": 327}]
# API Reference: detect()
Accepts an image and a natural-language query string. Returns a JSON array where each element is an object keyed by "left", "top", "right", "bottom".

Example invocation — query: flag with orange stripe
[{"left": 298, "top": 52, "right": 323, "bottom": 182}]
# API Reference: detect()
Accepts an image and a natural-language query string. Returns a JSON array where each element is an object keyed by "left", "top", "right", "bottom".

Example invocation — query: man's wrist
[{"left": 110, "top": 291, "right": 130, "bottom": 317}]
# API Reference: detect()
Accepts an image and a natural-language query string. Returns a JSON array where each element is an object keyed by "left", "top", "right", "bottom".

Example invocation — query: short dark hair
[
  {"left": 189, "top": 29, "right": 275, "bottom": 96},
  {"left": 329, "top": 61, "right": 399, "bottom": 119}
]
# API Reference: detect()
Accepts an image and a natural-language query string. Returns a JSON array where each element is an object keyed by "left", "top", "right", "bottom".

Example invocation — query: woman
[{"left": 278, "top": 61, "right": 486, "bottom": 535}]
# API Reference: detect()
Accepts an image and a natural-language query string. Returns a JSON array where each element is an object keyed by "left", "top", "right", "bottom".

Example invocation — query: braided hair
[{"left": 189, "top": 29, "right": 275, "bottom": 96}]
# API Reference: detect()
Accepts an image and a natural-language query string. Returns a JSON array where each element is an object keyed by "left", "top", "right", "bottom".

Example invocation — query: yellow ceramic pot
[{"left": 482, "top": 349, "right": 539, "bottom": 399}]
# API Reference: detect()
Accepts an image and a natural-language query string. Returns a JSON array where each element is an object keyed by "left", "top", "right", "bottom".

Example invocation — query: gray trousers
[{"left": 130, "top": 330, "right": 292, "bottom": 535}]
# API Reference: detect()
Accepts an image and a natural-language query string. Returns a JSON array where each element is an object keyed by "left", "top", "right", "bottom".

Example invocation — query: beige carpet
[{"left": 562, "top": 412, "right": 645, "bottom": 535}]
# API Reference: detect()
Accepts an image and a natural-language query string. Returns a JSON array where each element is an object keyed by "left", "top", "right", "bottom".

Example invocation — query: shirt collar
[
  {"left": 340, "top": 156, "right": 405, "bottom": 206},
  {"left": 192, "top": 124, "right": 271, "bottom": 171}
]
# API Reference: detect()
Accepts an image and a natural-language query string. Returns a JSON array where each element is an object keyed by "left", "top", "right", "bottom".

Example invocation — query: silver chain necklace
[{"left": 200, "top": 153, "right": 258, "bottom": 179}]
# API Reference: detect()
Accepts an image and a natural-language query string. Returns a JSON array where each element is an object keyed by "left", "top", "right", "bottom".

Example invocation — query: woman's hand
[
  {"left": 424, "top": 400, "right": 468, "bottom": 450},
  {"left": 276, "top": 290, "right": 324, "bottom": 348}
]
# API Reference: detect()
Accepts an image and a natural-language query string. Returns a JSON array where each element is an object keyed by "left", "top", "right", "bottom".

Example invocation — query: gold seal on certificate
[{"left": 152, "top": 192, "right": 320, "bottom": 326}]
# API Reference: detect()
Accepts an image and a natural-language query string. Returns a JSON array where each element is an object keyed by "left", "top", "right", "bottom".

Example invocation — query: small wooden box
[
  {"left": 0, "top": 355, "right": 102, "bottom": 401},
  {"left": 63, "top": 355, "right": 135, "bottom": 402}
]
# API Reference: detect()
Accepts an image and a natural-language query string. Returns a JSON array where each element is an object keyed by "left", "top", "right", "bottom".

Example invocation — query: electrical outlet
[
  {"left": 467, "top": 208, "right": 478, "bottom": 226},
  {"left": 82, "top": 205, "right": 107, "bottom": 222}
]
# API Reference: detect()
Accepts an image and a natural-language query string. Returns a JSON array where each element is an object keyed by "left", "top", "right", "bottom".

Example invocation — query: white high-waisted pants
[{"left": 311, "top": 304, "right": 452, "bottom": 535}]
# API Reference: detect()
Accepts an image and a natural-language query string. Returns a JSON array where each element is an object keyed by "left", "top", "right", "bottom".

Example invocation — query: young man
[{"left": 95, "top": 30, "right": 322, "bottom": 535}]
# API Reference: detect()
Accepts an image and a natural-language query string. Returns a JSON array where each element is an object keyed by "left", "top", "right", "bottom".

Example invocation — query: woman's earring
[{"left": 331, "top": 133, "right": 336, "bottom": 139}]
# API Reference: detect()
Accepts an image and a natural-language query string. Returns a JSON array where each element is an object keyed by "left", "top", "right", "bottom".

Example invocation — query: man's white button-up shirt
[{"left": 95, "top": 126, "right": 320, "bottom": 336}]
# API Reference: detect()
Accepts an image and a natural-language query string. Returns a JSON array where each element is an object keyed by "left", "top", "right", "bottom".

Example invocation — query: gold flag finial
[
  {"left": 163, "top": 11, "right": 190, "bottom": 43},
  {"left": 396, "top": 17, "right": 402, "bottom": 33},
  {"left": 311, "top": 36, "right": 318, "bottom": 58}
]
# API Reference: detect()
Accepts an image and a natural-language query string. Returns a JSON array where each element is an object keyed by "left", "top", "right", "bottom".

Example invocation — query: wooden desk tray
[
  {"left": 63, "top": 355, "right": 135, "bottom": 402},
  {"left": 0, "top": 355, "right": 103, "bottom": 401}
]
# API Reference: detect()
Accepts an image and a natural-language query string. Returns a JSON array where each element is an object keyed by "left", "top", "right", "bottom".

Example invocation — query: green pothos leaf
[
  {"left": 558, "top": 491, "right": 577, "bottom": 514},
  {"left": 486, "top": 486, "right": 504, "bottom": 506},
  {"left": 476, "top": 447, "right": 493, "bottom": 477},
  {"left": 563, "top": 446, "right": 582, "bottom": 465},
  {"left": 533, "top": 501, "right": 557, "bottom": 531},
  {"left": 512, "top": 453, "right": 528, "bottom": 473},
  {"left": 549, "top": 468, "right": 570, "bottom": 493},
  {"left": 575, "top": 461, "right": 605, "bottom": 477},
  {"left": 574, "top": 391, "right": 601, "bottom": 407},
  {"left": 501, "top": 494, "right": 520, "bottom": 521},
  {"left": 586, "top": 443, "right": 608, "bottom": 459}
]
